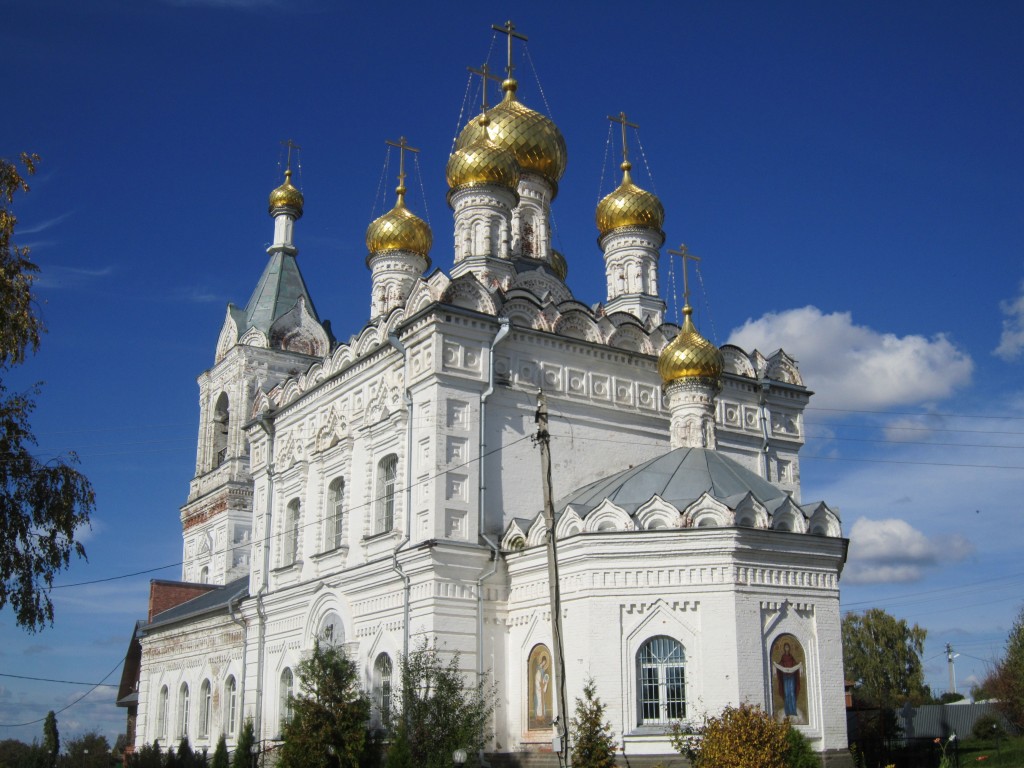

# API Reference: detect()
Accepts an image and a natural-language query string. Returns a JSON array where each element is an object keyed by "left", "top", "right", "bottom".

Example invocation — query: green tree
[
  {"left": 230, "top": 721, "right": 255, "bottom": 768},
  {"left": 126, "top": 741, "right": 163, "bottom": 768},
  {"left": 569, "top": 678, "right": 617, "bottom": 768},
  {"left": 42, "top": 711, "right": 59, "bottom": 768},
  {"left": 210, "top": 735, "right": 229, "bottom": 768},
  {"left": 278, "top": 639, "right": 371, "bottom": 768},
  {"left": 782, "top": 727, "right": 819, "bottom": 768},
  {"left": 175, "top": 738, "right": 195, "bottom": 768},
  {"left": 980, "top": 605, "right": 1024, "bottom": 730},
  {"left": 0, "top": 154, "right": 94, "bottom": 631},
  {"left": 842, "top": 608, "right": 929, "bottom": 708},
  {"left": 62, "top": 732, "right": 110, "bottom": 768},
  {"left": 384, "top": 640, "right": 497, "bottom": 768},
  {"left": 680, "top": 704, "right": 790, "bottom": 768}
]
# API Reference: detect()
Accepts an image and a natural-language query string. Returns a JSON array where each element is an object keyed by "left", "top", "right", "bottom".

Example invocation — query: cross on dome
[{"left": 492, "top": 20, "right": 527, "bottom": 79}]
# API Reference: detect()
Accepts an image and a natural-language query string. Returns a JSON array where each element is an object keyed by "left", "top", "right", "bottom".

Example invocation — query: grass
[{"left": 952, "top": 735, "right": 1024, "bottom": 767}]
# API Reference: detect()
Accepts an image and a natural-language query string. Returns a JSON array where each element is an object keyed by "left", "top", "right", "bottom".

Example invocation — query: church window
[
  {"left": 325, "top": 478, "right": 345, "bottom": 550},
  {"left": 373, "top": 653, "right": 393, "bottom": 730},
  {"left": 224, "top": 676, "right": 237, "bottom": 735},
  {"left": 279, "top": 668, "right": 294, "bottom": 731},
  {"left": 199, "top": 565, "right": 209, "bottom": 584},
  {"left": 178, "top": 682, "right": 190, "bottom": 738},
  {"left": 198, "top": 679, "right": 211, "bottom": 738},
  {"left": 318, "top": 611, "right": 344, "bottom": 647},
  {"left": 637, "top": 636, "right": 686, "bottom": 724},
  {"left": 213, "top": 393, "right": 229, "bottom": 468},
  {"left": 283, "top": 499, "right": 300, "bottom": 566},
  {"left": 156, "top": 685, "right": 169, "bottom": 739},
  {"left": 375, "top": 455, "right": 398, "bottom": 533}
]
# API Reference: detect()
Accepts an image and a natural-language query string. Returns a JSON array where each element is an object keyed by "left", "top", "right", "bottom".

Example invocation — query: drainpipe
[
  {"left": 253, "top": 413, "right": 275, "bottom": 744},
  {"left": 388, "top": 333, "right": 413, "bottom": 658},
  {"left": 228, "top": 592, "right": 247, "bottom": 740},
  {"left": 758, "top": 380, "right": 772, "bottom": 481},
  {"left": 476, "top": 318, "right": 511, "bottom": 763}
]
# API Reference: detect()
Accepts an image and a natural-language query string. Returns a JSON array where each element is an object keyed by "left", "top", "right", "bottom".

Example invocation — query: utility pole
[
  {"left": 946, "top": 643, "right": 959, "bottom": 695},
  {"left": 536, "top": 393, "right": 571, "bottom": 767}
]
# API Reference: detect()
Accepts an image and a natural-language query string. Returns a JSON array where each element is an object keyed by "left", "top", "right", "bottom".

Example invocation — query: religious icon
[
  {"left": 770, "top": 633, "right": 808, "bottom": 724},
  {"left": 527, "top": 644, "right": 553, "bottom": 730}
]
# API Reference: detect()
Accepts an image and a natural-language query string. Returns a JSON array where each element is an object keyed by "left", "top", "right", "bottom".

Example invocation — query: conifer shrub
[
  {"left": 230, "top": 721, "right": 255, "bottom": 768},
  {"left": 210, "top": 736, "right": 229, "bottom": 768},
  {"left": 569, "top": 678, "right": 618, "bottom": 768}
]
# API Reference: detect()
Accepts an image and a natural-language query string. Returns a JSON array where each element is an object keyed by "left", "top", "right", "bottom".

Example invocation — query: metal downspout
[
  {"left": 228, "top": 593, "right": 247, "bottom": 739},
  {"left": 476, "top": 318, "right": 511, "bottom": 764},
  {"left": 758, "top": 380, "right": 772, "bottom": 480},
  {"left": 388, "top": 333, "right": 413, "bottom": 659},
  {"left": 253, "top": 414, "right": 275, "bottom": 745}
]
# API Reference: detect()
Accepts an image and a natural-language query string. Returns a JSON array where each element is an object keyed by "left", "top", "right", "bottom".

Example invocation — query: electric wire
[
  {"left": 0, "top": 652, "right": 125, "bottom": 728},
  {"left": 0, "top": 672, "right": 119, "bottom": 687}
]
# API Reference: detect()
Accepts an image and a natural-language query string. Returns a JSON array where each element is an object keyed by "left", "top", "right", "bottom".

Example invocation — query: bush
[
  {"left": 783, "top": 727, "right": 819, "bottom": 768},
  {"left": 680, "top": 704, "right": 790, "bottom": 768},
  {"left": 972, "top": 712, "right": 1007, "bottom": 741},
  {"left": 570, "top": 678, "right": 617, "bottom": 768}
]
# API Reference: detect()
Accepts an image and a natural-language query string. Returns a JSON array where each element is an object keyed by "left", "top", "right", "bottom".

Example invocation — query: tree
[
  {"left": 126, "top": 741, "right": 163, "bottom": 768},
  {"left": 176, "top": 738, "right": 195, "bottom": 768},
  {"left": 62, "top": 732, "right": 110, "bottom": 768},
  {"left": 976, "top": 605, "right": 1024, "bottom": 730},
  {"left": 230, "top": 721, "right": 255, "bottom": 768},
  {"left": 384, "top": 640, "right": 497, "bottom": 768},
  {"left": 569, "top": 678, "right": 617, "bottom": 768},
  {"left": 842, "top": 608, "right": 929, "bottom": 708},
  {"left": 278, "top": 639, "right": 371, "bottom": 768},
  {"left": 1, "top": 153, "right": 94, "bottom": 631},
  {"left": 682, "top": 703, "right": 790, "bottom": 768},
  {"left": 42, "top": 711, "right": 59, "bottom": 768},
  {"left": 210, "top": 735, "right": 229, "bottom": 768}
]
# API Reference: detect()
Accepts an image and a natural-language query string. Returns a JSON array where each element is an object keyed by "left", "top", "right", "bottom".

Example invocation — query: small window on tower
[{"left": 213, "top": 392, "right": 229, "bottom": 468}]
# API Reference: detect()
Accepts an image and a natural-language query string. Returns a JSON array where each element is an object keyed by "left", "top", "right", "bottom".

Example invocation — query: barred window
[
  {"left": 156, "top": 685, "right": 169, "bottom": 740},
  {"left": 283, "top": 499, "right": 300, "bottom": 565},
  {"left": 637, "top": 636, "right": 686, "bottom": 724},
  {"left": 198, "top": 679, "right": 211, "bottom": 738},
  {"left": 375, "top": 455, "right": 398, "bottom": 533},
  {"left": 326, "top": 478, "right": 345, "bottom": 550},
  {"left": 279, "top": 668, "right": 294, "bottom": 730},
  {"left": 374, "top": 653, "right": 393, "bottom": 730}
]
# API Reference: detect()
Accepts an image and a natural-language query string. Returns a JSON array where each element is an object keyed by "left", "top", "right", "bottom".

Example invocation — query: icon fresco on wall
[
  {"left": 528, "top": 643, "right": 553, "bottom": 730},
  {"left": 770, "top": 633, "right": 808, "bottom": 724}
]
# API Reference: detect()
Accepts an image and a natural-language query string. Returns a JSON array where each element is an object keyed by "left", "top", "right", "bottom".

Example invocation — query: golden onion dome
[
  {"left": 596, "top": 161, "right": 664, "bottom": 237},
  {"left": 550, "top": 249, "right": 568, "bottom": 281},
  {"left": 455, "top": 78, "right": 567, "bottom": 190},
  {"left": 446, "top": 115, "right": 521, "bottom": 191},
  {"left": 365, "top": 187, "right": 432, "bottom": 260},
  {"left": 268, "top": 169, "right": 304, "bottom": 218},
  {"left": 658, "top": 305, "right": 724, "bottom": 384}
]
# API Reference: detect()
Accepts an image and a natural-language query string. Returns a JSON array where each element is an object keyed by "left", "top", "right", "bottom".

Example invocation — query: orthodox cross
[
  {"left": 468, "top": 62, "right": 502, "bottom": 111},
  {"left": 384, "top": 136, "right": 419, "bottom": 191},
  {"left": 607, "top": 111, "right": 638, "bottom": 165},
  {"left": 492, "top": 20, "right": 527, "bottom": 78},
  {"left": 668, "top": 243, "right": 700, "bottom": 306},
  {"left": 280, "top": 138, "right": 301, "bottom": 172}
]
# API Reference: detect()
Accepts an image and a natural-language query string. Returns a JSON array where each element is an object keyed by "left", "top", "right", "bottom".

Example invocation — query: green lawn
[{"left": 953, "top": 736, "right": 1024, "bottom": 767}]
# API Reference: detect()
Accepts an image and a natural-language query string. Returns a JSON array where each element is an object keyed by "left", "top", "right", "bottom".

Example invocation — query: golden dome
[
  {"left": 658, "top": 306, "right": 724, "bottom": 384},
  {"left": 365, "top": 187, "right": 432, "bottom": 260},
  {"left": 455, "top": 78, "right": 567, "bottom": 190},
  {"left": 446, "top": 115, "right": 521, "bottom": 191},
  {"left": 550, "top": 249, "right": 568, "bottom": 281},
  {"left": 596, "top": 162, "right": 664, "bottom": 237},
  {"left": 269, "top": 169, "right": 304, "bottom": 218}
]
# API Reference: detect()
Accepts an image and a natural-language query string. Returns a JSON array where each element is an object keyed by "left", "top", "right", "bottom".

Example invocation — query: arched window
[
  {"left": 637, "top": 636, "right": 686, "bottom": 724},
  {"left": 199, "top": 565, "right": 209, "bottom": 584},
  {"left": 178, "top": 682, "right": 190, "bottom": 738},
  {"left": 375, "top": 455, "right": 398, "bottom": 533},
  {"left": 224, "top": 676, "right": 238, "bottom": 736},
  {"left": 213, "top": 393, "right": 229, "bottom": 468},
  {"left": 198, "top": 679, "right": 211, "bottom": 738},
  {"left": 283, "top": 499, "right": 300, "bottom": 566},
  {"left": 326, "top": 478, "right": 345, "bottom": 550},
  {"left": 156, "top": 685, "right": 169, "bottom": 740},
  {"left": 318, "top": 611, "right": 344, "bottom": 647},
  {"left": 279, "top": 668, "right": 294, "bottom": 731},
  {"left": 374, "top": 654, "right": 393, "bottom": 730}
]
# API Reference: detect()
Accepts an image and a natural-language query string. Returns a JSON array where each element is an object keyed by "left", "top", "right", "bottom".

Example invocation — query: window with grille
[
  {"left": 279, "top": 668, "right": 294, "bottom": 730},
  {"left": 637, "top": 636, "right": 686, "bottom": 724},
  {"left": 198, "top": 680, "right": 211, "bottom": 738},
  {"left": 326, "top": 478, "right": 344, "bottom": 550},
  {"left": 375, "top": 455, "right": 398, "bottom": 533},
  {"left": 283, "top": 499, "right": 300, "bottom": 565},
  {"left": 374, "top": 653, "right": 393, "bottom": 730},
  {"left": 178, "top": 683, "right": 190, "bottom": 738},
  {"left": 213, "top": 392, "right": 229, "bottom": 468}
]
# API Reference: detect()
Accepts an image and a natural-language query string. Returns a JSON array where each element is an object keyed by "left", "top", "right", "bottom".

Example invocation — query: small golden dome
[
  {"left": 596, "top": 162, "right": 664, "bottom": 237},
  {"left": 269, "top": 169, "right": 304, "bottom": 217},
  {"left": 446, "top": 115, "right": 521, "bottom": 191},
  {"left": 550, "top": 249, "right": 568, "bottom": 281},
  {"left": 658, "top": 306, "right": 724, "bottom": 384},
  {"left": 366, "top": 187, "right": 432, "bottom": 260},
  {"left": 455, "top": 78, "right": 567, "bottom": 190}
]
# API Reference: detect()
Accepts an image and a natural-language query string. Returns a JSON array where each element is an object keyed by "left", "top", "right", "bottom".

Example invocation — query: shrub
[
  {"left": 681, "top": 704, "right": 790, "bottom": 768},
  {"left": 783, "top": 727, "right": 818, "bottom": 768},
  {"left": 570, "top": 678, "right": 617, "bottom": 768},
  {"left": 972, "top": 712, "right": 1007, "bottom": 741}
]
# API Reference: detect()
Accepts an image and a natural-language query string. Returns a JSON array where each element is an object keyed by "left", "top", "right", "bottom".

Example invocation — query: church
[{"left": 117, "top": 21, "right": 850, "bottom": 767}]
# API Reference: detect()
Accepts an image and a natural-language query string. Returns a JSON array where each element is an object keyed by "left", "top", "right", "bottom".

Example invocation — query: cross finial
[
  {"left": 492, "top": 20, "right": 527, "bottom": 78},
  {"left": 384, "top": 136, "right": 420, "bottom": 197},
  {"left": 667, "top": 243, "right": 701, "bottom": 307},
  {"left": 280, "top": 138, "right": 302, "bottom": 172},
  {"left": 607, "top": 112, "right": 639, "bottom": 166},
  {"left": 468, "top": 63, "right": 502, "bottom": 112}
]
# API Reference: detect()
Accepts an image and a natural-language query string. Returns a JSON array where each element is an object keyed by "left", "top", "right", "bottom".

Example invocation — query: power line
[
  {"left": 0, "top": 654, "right": 125, "bottom": 728},
  {"left": 0, "top": 672, "right": 118, "bottom": 687}
]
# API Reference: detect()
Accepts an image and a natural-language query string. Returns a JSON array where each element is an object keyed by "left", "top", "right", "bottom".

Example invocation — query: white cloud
[
  {"left": 844, "top": 517, "right": 973, "bottom": 584},
  {"left": 995, "top": 282, "right": 1024, "bottom": 361},
  {"left": 727, "top": 306, "right": 973, "bottom": 411}
]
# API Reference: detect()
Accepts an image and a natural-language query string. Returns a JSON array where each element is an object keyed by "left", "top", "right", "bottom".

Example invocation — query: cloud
[
  {"left": 995, "top": 282, "right": 1024, "bottom": 361},
  {"left": 844, "top": 517, "right": 973, "bottom": 584},
  {"left": 17, "top": 211, "right": 73, "bottom": 235},
  {"left": 727, "top": 306, "right": 973, "bottom": 411},
  {"left": 33, "top": 264, "right": 113, "bottom": 290}
]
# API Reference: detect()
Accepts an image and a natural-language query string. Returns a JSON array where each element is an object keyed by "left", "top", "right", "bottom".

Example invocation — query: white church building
[{"left": 118, "top": 23, "right": 851, "bottom": 767}]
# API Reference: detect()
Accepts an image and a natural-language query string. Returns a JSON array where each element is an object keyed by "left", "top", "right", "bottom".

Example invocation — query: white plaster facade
[{"left": 129, "top": 33, "right": 850, "bottom": 767}]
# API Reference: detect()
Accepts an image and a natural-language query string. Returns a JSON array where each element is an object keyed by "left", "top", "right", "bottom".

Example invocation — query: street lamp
[
  {"left": 250, "top": 742, "right": 259, "bottom": 768},
  {"left": 452, "top": 748, "right": 467, "bottom": 767}
]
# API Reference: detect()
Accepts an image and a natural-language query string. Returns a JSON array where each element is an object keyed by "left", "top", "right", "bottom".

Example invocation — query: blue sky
[{"left": 2, "top": 0, "right": 1023, "bottom": 744}]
